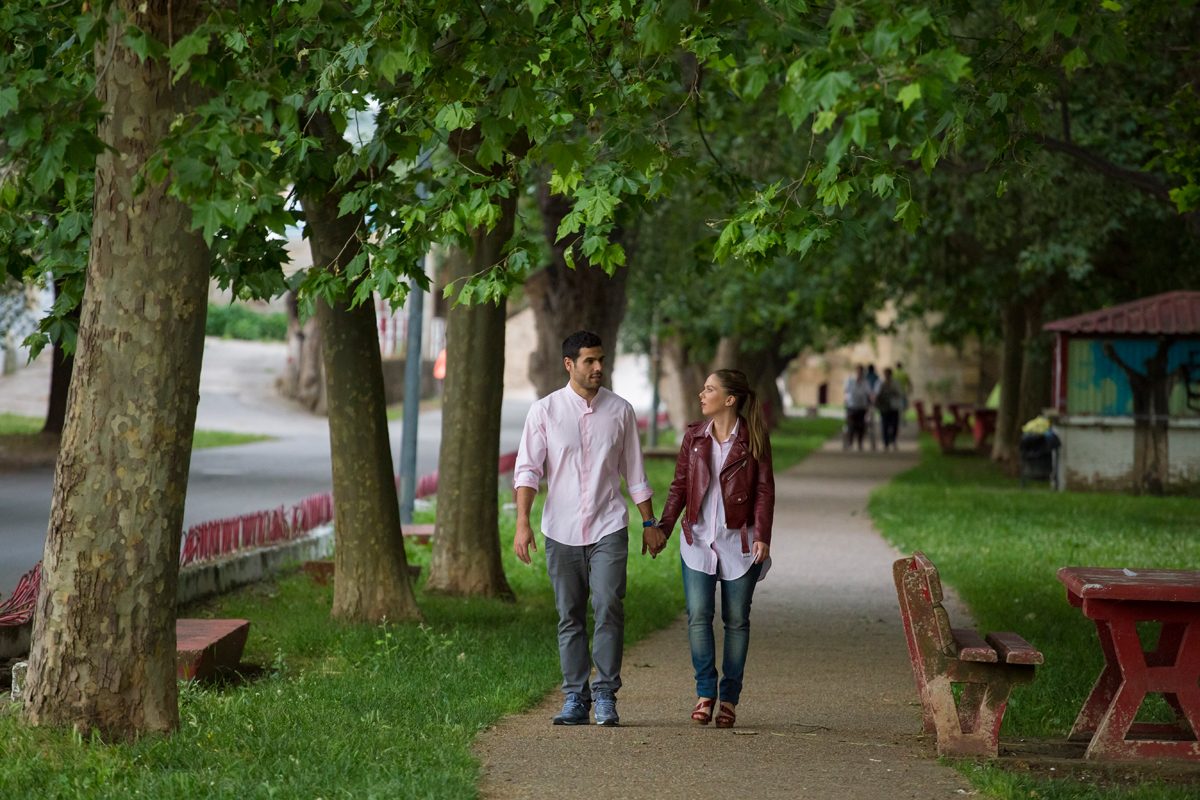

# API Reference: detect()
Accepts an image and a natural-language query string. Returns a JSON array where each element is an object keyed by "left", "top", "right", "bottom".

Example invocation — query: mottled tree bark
[
  {"left": 301, "top": 114, "right": 419, "bottom": 624},
  {"left": 991, "top": 300, "right": 1026, "bottom": 464},
  {"left": 24, "top": 0, "right": 208, "bottom": 739},
  {"left": 526, "top": 184, "right": 629, "bottom": 398},
  {"left": 425, "top": 198, "right": 516, "bottom": 599}
]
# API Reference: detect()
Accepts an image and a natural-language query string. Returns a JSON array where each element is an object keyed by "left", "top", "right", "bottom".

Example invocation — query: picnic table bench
[{"left": 893, "top": 552, "right": 1043, "bottom": 757}]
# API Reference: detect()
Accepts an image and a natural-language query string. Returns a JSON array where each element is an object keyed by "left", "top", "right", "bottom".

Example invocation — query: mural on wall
[{"left": 1067, "top": 338, "right": 1200, "bottom": 418}]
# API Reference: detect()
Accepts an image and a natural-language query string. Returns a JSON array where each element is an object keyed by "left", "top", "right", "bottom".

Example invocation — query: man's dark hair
[{"left": 562, "top": 330, "right": 602, "bottom": 361}]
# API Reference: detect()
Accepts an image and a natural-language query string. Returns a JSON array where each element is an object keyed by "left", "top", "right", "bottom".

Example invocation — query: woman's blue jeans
[{"left": 682, "top": 559, "right": 762, "bottom": 705}]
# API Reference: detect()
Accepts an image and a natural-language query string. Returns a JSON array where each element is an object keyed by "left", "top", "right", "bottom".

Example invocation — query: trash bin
[{"left": 1019, "top": 430, "right": 1060, "bottom": 488}]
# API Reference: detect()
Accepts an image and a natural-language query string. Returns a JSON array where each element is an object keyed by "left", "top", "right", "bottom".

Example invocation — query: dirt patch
[{"left": 999, "top": 739, "right": 1200, "bottom": 788}]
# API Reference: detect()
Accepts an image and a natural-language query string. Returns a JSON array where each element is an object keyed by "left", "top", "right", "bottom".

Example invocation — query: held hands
[
  {"left": 514, "top": 519, "right": 537, "bottom": 564},
  {"left": 752, "top": 541, "right": 770, "bottom": 564},
  {"left": 642, "top": 525, "right": 667, "bottom": 558}
]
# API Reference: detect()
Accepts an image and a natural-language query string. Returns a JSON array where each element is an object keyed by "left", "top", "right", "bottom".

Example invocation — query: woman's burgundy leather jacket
[{"left": 658, "top": 418, "right": 775, "bottom": 554}]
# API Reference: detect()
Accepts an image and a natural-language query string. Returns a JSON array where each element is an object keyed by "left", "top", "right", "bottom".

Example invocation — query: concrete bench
[
  {"left": 176, "top": 618, "right": 251, "bottom": 681},
  {"left": 893, "top": 552, "right": 1042, "bottom": 757}
]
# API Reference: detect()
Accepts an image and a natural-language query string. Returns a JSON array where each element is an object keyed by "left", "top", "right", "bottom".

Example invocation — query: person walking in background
[
  {"left": 651, "top": 369, "right": 775, "bottom": 730},
  {"left": 875, "top": 367, "right": 905, "bottom": 451},
  {"left": 513, "top": 330, "right": 663, "bottom": 728},
  {"left": 843, "top": 365, "right": 872, "bottom": 450}
]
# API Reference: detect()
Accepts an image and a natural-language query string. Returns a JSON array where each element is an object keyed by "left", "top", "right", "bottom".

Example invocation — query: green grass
[
  {"left": 206, "top": 303, "right": 288, "bottom": 342},
  {"left": 0, "top": 416, "right": 840, "bottom": 799},
  {"left": 1, "top": 413, "right": 269, "bottom": 449},
  {"left": 871, "top": 436, "right": 1200, "bottom": 800},
  {"left": 0, "top": 412, "right": 43, "bottom": 435}
]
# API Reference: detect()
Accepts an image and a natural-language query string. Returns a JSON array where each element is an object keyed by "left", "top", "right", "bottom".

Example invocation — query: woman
[{"left": 655, "top": 369, "right": 775, "bottom": 729}]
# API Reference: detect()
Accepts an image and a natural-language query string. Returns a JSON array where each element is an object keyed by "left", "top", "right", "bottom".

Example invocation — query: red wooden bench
[
  {"left": 913, "top": 400, "right": 934, "bottom": 433},
  {"left": 402, "top": 523, "right": 435, "bottom": 545},
  {"left": 893, "top": 552, "right": 1043, "bottom": 757},
  {"left": 176, "top": 618, "right": 251, "bottom": 681},
  {"left": 931, "top": 414, "right": 964, "bottom": 454},
  {"left": 971, "top": 409, "right": 998, "bottom": 452}
]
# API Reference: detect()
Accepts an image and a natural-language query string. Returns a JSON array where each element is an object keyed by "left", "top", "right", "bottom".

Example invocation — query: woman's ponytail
[
  {"left": 744, "top": 389, "right": 768, "bottom": 461},
  {"left": 713, "top": 369, "right": 769, "bottom": 460}
]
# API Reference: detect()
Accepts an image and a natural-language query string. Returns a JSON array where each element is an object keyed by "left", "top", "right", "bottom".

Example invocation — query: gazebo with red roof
[{"left": 1043, "top": 291, "right": 1200, "bottom": 494}]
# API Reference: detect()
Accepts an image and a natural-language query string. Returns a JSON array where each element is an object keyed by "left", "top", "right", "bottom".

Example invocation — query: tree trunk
[
  {"left": 992, "top": 300, "right": 1026, "bottom": 463},
  {"left": 1017, "top": 297, "right": 1051, "bottom": 433},
  {"left": 526, "top": 184, "right": 629, "bottom": 398},
  {"left": 24, "top": 0, "right": 208, "bottom": 739},
  {"left": 425, "top": 200, "right": 516, "bottom": 599},
  {"left": 277, "top": 291, "right": 325, "bottom": 414},
  {"left": 660, "top": 333, "right": 705, "bottom": 431},
  {"left": 1104, "top": 339, "right": 1175, "bottom": 495},
  {"left": 42, "top": 341, "right": 73, "bottom": 436},
  {"left": 301, "top": 116, "right": 419, "bottom": 624}
]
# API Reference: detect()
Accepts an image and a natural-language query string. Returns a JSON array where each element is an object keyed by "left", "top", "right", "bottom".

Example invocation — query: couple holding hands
[{"left": 513, "top": 331, "right": 775, "bottom": 730}]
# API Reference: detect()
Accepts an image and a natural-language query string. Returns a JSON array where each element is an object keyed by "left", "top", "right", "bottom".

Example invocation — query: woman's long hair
[{"left": 713, "top": 369, "right": 768, "bottom": 460}]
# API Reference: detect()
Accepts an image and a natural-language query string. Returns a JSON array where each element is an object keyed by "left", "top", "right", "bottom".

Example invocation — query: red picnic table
[{"left": 1057, "top": 567, "right": 1200, "bottom": 760}]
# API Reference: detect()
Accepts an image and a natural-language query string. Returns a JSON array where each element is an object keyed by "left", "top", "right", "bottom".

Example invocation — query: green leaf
[
  {"left": 845, "top": 108, "right": 879, "bottom": 147},
  {"left": 434, "top": 102, "right": 475, "bottom": 132},
  {"left": 829, "top": 4, "right": 855, "bottom": 33},
  {"left": 0, "top": 87, "right": 18, "bottom": 119},
  {"left": 896, "top": 83, "right": 921, "bottom": 111},
  {"left": 168, "top": 30, "right": 210, "bottom": 81},
  {"left": 1062, "top": 47, "right": 1089, "bottom": 75},
  {"left": 811, "top": 71, "right": 853, "bottom": 109},
  {"left": 986, "top": 92, "right": 1008, "bottom": 114},
  {"left": 871, "top": 173, "right": 895, "bottom": 198},
  {"left": 812, "top": 110, "right": 837, "bottom": 134}
]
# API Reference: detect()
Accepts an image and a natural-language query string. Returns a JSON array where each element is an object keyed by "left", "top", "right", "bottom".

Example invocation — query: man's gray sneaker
[
  {"left": 593, "top": 690, "right": 619, "bottom": 726},
  {"left": 552, "top": 692, "right": 590, "bottom": 725}
]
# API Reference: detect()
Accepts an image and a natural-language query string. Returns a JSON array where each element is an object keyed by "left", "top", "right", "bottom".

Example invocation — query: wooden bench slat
[
  {"left": 986, "top": 631, "right": 1045, "bottom": 665},
  {"left": 952, "top": 627, "right": 999, "bottom": 662}
]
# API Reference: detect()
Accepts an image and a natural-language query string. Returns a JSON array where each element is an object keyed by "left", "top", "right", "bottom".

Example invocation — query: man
[
  {"left": 513, "top": 330, "right": 662, "bottom": 727},
  {"left": 875, "top": 367, "right": 905, "bottom": 450}
]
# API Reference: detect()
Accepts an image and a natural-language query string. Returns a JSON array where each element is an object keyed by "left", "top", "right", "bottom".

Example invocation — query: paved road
[
  {"left": 0, "top": 336, "right": 655, "bottom": 595},
  {"left": 0, "top": 338, "right": 544, "bottom": 594}
]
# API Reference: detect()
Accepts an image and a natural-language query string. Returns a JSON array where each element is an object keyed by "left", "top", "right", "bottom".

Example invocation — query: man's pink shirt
[{"left": 513, "top": 385, "right": 652, "bottom": 546}]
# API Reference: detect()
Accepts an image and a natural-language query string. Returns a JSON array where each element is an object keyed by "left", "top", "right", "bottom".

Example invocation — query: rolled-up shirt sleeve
[
  {"left": 621, "top": 404, "right": 653, "bottom": 504},
  {"left": 513, "top": 404, "right": 546, "bottom": 491}
]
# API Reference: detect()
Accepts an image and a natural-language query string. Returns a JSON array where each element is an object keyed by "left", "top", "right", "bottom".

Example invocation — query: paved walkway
[{"left": 476, "top": 433, "right": 975, "bottom": 799}]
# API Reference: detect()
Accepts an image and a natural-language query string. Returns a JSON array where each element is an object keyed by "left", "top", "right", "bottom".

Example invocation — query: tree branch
[{"left": 1034, "top": 135, "right": 1172, "bottom": 205}]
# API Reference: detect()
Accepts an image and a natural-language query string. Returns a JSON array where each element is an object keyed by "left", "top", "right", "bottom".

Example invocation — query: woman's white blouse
[{"left": 680, "top": 420, "right": 771, "bottom": 581}]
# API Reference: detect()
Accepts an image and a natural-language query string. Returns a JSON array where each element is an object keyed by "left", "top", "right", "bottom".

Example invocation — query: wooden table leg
[
  {"left": 1070, "top": 618, "right": 1123, "bottom": 742},
  {"left": 1086, "top": 617, "right": 1148, "bottom": 759}
]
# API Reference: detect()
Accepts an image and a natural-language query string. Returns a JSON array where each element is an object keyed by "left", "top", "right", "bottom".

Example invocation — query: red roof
[{"left": 1043, "top": 291, "right": 1200, "bottom": 335}]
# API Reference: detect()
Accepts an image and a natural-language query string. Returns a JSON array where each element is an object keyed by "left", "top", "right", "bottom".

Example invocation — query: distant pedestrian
[
  {"left": 513, "top": 330, "right": 660, "bottom": 728},
  {"left": 875, "top": 368, "right": 905, "bottom": 450},
  {"left": 865, "top": 363, "right": 880, "bottom": 392},
  {"left": 843, "top": 365, "right": 871, "bottom": 450},
  {"left": 652, "top": 369, "right": 774, "bottom": 730}
]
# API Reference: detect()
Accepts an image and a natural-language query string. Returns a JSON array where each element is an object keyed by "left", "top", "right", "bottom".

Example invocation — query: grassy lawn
[
  {"left": 871, "top": 437, "right": 1200, "bottom": 800},
  {"left": 0, "top": 416, "right": 840, "bottom": 799},
  {"left": 0, "top": 413, "right": 269, "bottom": 449}
]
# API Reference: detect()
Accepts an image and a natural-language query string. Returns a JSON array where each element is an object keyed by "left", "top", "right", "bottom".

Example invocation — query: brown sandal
[
  {"left": 691, "top": 698, "right": 714, "bottom": 725},
  {"left": 715, "top": 701, "right": 736, "bottom": 728}
]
